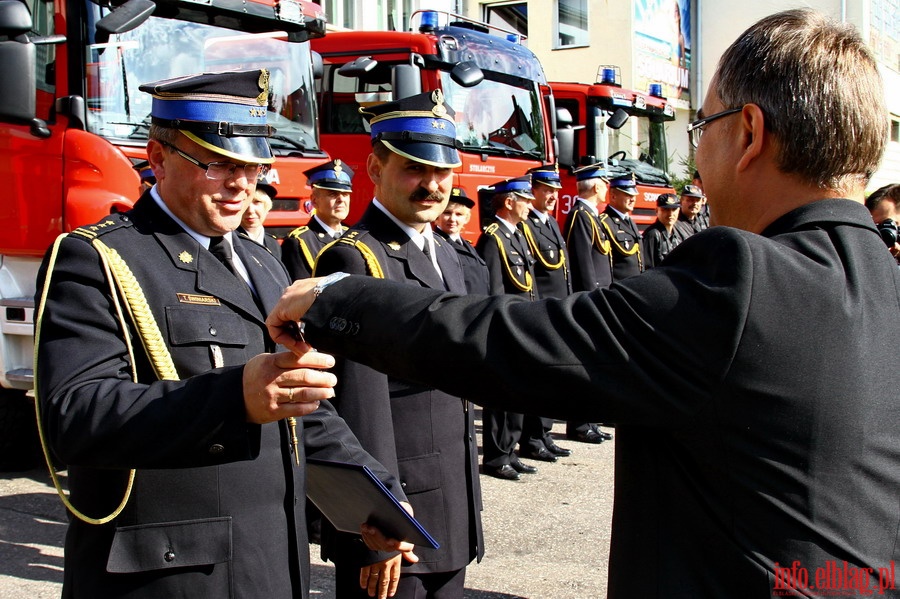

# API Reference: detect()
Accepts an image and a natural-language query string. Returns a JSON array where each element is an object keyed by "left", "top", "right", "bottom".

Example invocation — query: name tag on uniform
[{"left": 176, "top": 293, "right": 221, "bottom": 306}]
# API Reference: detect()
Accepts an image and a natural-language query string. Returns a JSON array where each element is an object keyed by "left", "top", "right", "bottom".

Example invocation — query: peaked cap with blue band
[
  {"left": 572, "top": 162, "right": 609, "bottom": 182},
  {"left": 528, "top": 163, "right": 562, "bottom": 189},
  {"left": 139, "top": 69, "right": 275, "bottom": 164},
  {"left": 360, "top": 90, "right": 461, "bottom": 169},
  {"left": 489, "top": 175, "right": 534, "bottom": 200},
  {"left": 609, "top": 172, "right": 638, "bottom": 195},
  {"left": 303, "top": 159, "right": 354, "bottom": 192}
]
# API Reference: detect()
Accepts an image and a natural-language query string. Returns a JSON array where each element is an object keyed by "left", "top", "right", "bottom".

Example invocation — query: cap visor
[
  {"left": 184, "top": 131, "right": 275, "bottom": 164},
  {"left": 383, "top": 140, "right": 461, "bottom": 168},
  {"left": 313, "top": 183, "right": 353, "bottom": 192}
]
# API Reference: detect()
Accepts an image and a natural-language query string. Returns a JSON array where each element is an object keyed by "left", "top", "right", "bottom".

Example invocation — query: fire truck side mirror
[
  {"left": 450, "top": 61, "right": 483, "bottom": 88},
  {"left": 311, "top": 51, "right": 323, "bottom": 80},
  {"left": 96, "top": 0, "right": 155, "bottom": 37},
  {"left": 606, "top": 108, "right": 629, "bottom": 130},
  {"left": 0, "top": 0, "right": 37, "bottom": 124},
  {"left": 556, "top": 107, "right": 577, "bottom": 169}
]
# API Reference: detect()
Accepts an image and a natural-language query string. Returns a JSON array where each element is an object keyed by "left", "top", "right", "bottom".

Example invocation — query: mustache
[{"left": 409, "top": 188, "right": 445, "bottom": 203}]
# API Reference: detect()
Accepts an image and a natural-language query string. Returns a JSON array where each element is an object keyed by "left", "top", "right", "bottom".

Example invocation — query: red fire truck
[
  {"left": 552, "top": 66, "right": 677, "bottom": 228},
  {"left": 311, "top": 10, "right": 556, "bottom": 239},
  {"left": 0, "top": 0, "right": 327, "bottom": 468}
]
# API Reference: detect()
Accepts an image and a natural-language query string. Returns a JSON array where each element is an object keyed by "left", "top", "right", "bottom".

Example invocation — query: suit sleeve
[
  {"left": 302, "top": 228, "right": 752, "bottom": 429},
  {"left": 35, "top": 235, "right": 257, "bottom": 469}
]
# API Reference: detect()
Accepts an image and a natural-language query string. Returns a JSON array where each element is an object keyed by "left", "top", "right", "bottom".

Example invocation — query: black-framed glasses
[
  {"left": 161, "top": 141, "right": 270, "bottom": 181},
  {"left": 687, "top": 107, "right": 743, "bottom": 149}
]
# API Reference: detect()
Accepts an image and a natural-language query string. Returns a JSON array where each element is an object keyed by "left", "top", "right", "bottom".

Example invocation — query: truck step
[{"left": 0, "top": 297, "right": 34, "bottom": 336}]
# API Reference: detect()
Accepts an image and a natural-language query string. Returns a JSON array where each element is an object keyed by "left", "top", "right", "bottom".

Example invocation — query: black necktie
[{"left": 209, "top": 236, "right": 238, "bottom": 278}]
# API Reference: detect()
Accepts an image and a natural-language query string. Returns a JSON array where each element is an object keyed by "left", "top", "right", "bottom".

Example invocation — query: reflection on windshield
[
  {"left": 442, "top": 75, "right": 544, "bottom": 158},
  {"left": 84, "top": 11, "right": 318, "bottom": 152}
]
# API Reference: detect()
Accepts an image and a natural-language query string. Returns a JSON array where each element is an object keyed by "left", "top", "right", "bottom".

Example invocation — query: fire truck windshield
[
  {"left": 601, "top": 110, "right": 670, "bottom": 185},
  {"left": 84, "top": 9, "right": 319, "bottom": 153},
  {"left": 442, "top": 73, "right": 545, "bottom": 160}
]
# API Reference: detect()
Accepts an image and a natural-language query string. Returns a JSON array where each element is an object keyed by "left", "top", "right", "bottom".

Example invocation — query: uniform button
[
  {"left": 209, "top": 444, "right": 224, "bottom": 455},
  {"left": 164, "top": 551, "right": 175, "bottom": 562},
  {"left": 209, "top": 327, "right": 217, "bottom": 336},
  {"left": 400, "top": 481, "right": 407, "bottom": 489}
]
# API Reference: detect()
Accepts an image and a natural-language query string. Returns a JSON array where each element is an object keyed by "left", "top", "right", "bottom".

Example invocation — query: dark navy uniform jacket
[
  {"left": 476, "top": 218, "right": 536, "bottom": 300},
  {"left": 563, "top": 200, "right": 613, "bottom": 291},
  {"left": 314, "top": 202, "right": 484, "bottom": 574},
  {"left": 282, "top": 216, "right": 345, "bottom": 280},
  {"left": 602, "top": 205, "right": 643, "bottom": 280},
  {"left": 642, "top": 221, "right": 689, "bottom": 269},
  {"left": 434, "top": 227, "right": 490, "bottom": 295},
  {"left": 521, "top": 210, "right": 572, "bottom": 299},
  {"left": 35, "top": 193, "right": 403, "bottom": 599},
  {"left": 299, "top": 199, "right": 900, "bottom": 599}
]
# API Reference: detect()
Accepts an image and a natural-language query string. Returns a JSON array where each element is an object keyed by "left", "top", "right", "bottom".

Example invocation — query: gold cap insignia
[
  {"left": 334, "top": 161, "right": 343, "bottom": 174},
  {"left": 178, "top": 251, "right": 194, "bottom": 264},
  {"left": 431, "top": 89, "right": 447, "bottom": 118},
  {"left": 388, "top": 241, "right": 402, "bottom": 251},
  {"left": 257, "top": 69, "right": 270, "bottom": 107}
]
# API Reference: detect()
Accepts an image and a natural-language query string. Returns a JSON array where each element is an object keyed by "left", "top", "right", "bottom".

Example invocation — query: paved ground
[{"left": 0, "top": 415, "right": 614, "bottom": 598}]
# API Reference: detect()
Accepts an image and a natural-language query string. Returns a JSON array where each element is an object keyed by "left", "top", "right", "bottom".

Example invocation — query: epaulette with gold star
[{"left": 71, "top": 215, "right": 132, "bottom": 241}]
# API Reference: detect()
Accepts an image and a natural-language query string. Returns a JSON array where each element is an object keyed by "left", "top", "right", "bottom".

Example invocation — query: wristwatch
[{"left": 313, "top": 271, "right": 351, "bottom": 298}]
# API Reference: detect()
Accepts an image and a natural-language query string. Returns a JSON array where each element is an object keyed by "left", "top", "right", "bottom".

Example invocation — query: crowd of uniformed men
[{"left": 38, "top": 10, "right": 897, "bottom": 599}]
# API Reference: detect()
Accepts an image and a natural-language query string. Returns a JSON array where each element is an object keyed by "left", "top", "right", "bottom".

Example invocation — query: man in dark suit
[
  {"left": 269, "top": 10, "right": 900, "bottom": 597},
  {"left": 518, "top": 164, "right": 572, "bottom": 462},
  {"left": 602, "top": 173, "right": 643, "bottom": 279},
  {"left": 34, "top": 70, "right": 410, "bottom": 599},
  {"left": 562, "top": 163, "right": 614, "bottom": 444},
  {"left": 282, "top": 159, "right": 354, "bottom": 280},
  {"left": 313, "top": 91, "right": 483, "bottom": 598},
  {"left": 475, "top": 176, "right": 540, "bottom": 481}
]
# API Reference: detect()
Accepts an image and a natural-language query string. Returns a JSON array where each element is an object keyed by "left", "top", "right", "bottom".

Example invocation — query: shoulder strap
[{"left": 313, "top": 236, "right": 385, "bottom": 279}]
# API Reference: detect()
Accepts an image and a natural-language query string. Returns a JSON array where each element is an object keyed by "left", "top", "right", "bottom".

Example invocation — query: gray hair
[{"left": 714, "top": 9, "right": 887, "bottom": 189}]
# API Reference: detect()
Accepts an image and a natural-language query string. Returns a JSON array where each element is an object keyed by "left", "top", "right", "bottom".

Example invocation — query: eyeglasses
[
  {"left": 687, "top": 107, "right": 743, "bottom": 149},
  {"left": 161, "top": 141, "right": 270, "bottom": 181}
]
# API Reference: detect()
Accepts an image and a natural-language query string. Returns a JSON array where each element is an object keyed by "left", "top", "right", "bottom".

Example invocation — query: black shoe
[
  {"left": 566, "top": 428, "right": 604, "bottom": 444},
  {"left": 510, "top": 458, "right": 538, "bottom": 474},
  {"left": 544, "top": 440, "right": 572, "bottom": 457},
  {"left": 591, "top": 425, "right": 613, "bottom": 441},
  {"left": 518, "top": 447, "right": 558, "bottom": 462},
  {"left": 483, "top": 464, "right": 521, "bottom": 481}
]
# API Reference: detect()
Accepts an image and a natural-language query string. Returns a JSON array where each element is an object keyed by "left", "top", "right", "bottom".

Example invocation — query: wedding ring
[{"left": 288, "top": 387, "right": 294, "bottom": 403}]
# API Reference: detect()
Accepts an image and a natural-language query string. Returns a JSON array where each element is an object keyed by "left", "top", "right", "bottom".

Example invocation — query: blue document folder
[{"left": 305, "top": 458, "right": 441, "bottom": 549}]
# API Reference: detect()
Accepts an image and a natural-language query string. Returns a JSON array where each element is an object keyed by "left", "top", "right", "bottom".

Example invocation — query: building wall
[{"left": 326, "top": 0, "right": 898, "bottom": 188}]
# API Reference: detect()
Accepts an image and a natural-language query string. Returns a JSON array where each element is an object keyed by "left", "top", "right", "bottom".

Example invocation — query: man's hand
[
  {"left": 358, "top": 501, "right": 419, "bottom": 598},
  {"left": 266, "top": 278, "right": 325, "bottom": 354},
  {"left": 243, "top": 349, "right": 336, "bottom": 423}
]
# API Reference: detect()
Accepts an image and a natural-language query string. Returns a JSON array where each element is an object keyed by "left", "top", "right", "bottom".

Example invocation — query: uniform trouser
[
  {"left": 520, "top": 415, "right": 555, "bottom": 453},
  {"left": 481, "top": 408, "right": 523, "bottom": 468},
  {"left": 335, "top": 562, "right": 466, "bottom": 599}
]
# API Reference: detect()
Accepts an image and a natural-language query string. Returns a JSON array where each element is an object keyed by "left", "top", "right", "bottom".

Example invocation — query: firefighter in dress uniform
[
  {"left": 312, "top": 90, "right": 484, "bottom": 598},
  {"left": 517, "top": 164, "right": 573, "bottom": 462},
  {"left": 562, "top": 162, "right": 615, "bottom": 444},
  {"left": 281, "top": 159, "right": 354, "bottom": 280},
  {"left": 476, "top": 175, "right": 540, "bottom": 480},
  {"left": 601, "top": 172, "right": 644, "bottom": 280},
  {"left": 33, "top": 69, "right": 408, "bottom": 599}
]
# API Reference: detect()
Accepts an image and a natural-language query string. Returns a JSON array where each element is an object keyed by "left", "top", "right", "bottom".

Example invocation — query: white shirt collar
[
  {"left": 575, "top": 197, "right": 599, "bottom": 216},
  {"left": 313, "top": 214, "right": 339, "bottom": 238}
]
